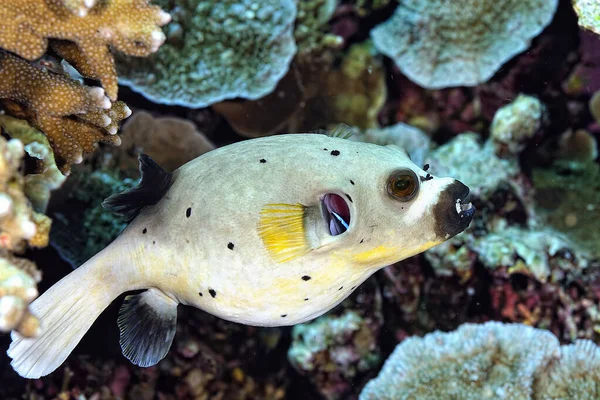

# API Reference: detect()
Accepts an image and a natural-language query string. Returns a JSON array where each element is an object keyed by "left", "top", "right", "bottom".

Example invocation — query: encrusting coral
[
  {"left": 360, "top": 322, "right": 600, "bottom": 400},
  {"left": 371, "top": 0, "right": 558, "bottom": 89},
  {"left": 0, "top": 0, "right": 171, "bottom": 101},
  {"left": 490, "top": 95, "right": 546, "bottom": 156},
  {"left": 572, "top": 0, "right": 600, "bottom": 35},
  {"left": 0, "top": 51, "right": 128, "bottom": 174},
  {"left": 117, "top": 0, "right": 297, "bottom": 107}
]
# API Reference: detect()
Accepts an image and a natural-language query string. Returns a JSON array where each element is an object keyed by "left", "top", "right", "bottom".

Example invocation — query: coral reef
[
  {"left": 0, "top": 115, "right": 66, "bottom": 213},
  {"left": 490, "top": 95, "right": 546, "bottom": 156},
  {"left": 371, "top": 0, "right": 558, "bottom": 89},
  {"left": 0, "top": 0, "right": 170, "bottom": 101},
  {"left": 0, "top": 136, "right": 51, "bottom": 338},
  {"left": 288, "top": 283, "right": 383, "bottom": 400},
  {"left": 572, "top": 0, "right": 600, "bottom": 35},
  {"left": 0, "top": 50, "right": 125, "bottom": 174},
  {"left": 0, "top": 253, "right": 41, "bottom": 338},
  {"left": 117, "top": 111, "right": 215, "bottom": 172},
  {"left": 215, "top": 41, "right": 385, "bottom": 137},
  {"left": 117, "top": 0, "right": 297, "bottom": 107},
  {"left": 360, "top": 321, "right": 600, "bottom": 400}
]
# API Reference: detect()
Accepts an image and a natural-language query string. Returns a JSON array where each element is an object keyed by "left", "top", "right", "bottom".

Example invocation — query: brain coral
[
  {"left": 360, "top": 322, "right": 600, "bottom": 400},
  {"left": 371, "top": 0, "right": 558, "bottom": 89},
  {"left": 117, "top": 0, "right": 297, "bottom": 107}
]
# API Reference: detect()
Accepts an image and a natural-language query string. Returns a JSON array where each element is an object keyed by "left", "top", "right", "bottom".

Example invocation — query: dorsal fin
[
  {"left": 102, "top": 154, "right": 173, "bottom": 222},
  {"left": 328, "top": 123, "right": 357, "bottom": 139}
]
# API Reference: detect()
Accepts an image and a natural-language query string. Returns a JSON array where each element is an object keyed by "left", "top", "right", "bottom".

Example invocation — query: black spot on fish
[
  {"left": 142, "top": 228, "right": 147, "bottom": 234},
  {"left": 227, "top": 242, "right": 234, "bottom": 250},
  {"left": 421, "top": 173, "right": 433, "bottom": 182},
  {"left": 185, "top": 239, "right": 190, "bottom": 244},
  {"left": 345, "top": 194, "right": 353, "bottom": 203},
  {"left": 199, "top": 292, "right": 203, "bottom": 297},
  {"left": 302, "top": 275, "right": 311, "bottom": 281},
  {"left": 351, "top": 286, "right": 356, "bottom": 290},
  {"left": 323, "top": 148, "right": 328, "bottom": 151},
  {"left": 360, "top": 239, "right": 364, "bottom": 244},
  {"left": 338, "top": 286, "right": 343, "bottom": 291},
  {"left": 423, "top": 163, "right": 430, "bottom": 171},
  {"left": 304, "top": 298, "right": 309, "bottom": 301},
  {"left": 260, "top": 158, "right": 267, "bottom": 163},
  {"left": 350, "top": 180, "right": 355, "bottom": 185},
  {"left": 331, "top": 150, "right": 340, "bottom": 156},
  {"left": 281, "top": 314, "right": 287, "bottom": 318},
  {"left": 186, "top": 207, "right": 192, "bottom": 218},
  {"left": 152, "top": 241, "right": 156, "bottom": 244},
  {"left": 209, "top": 289, "right": 217, "bottom": 298}
]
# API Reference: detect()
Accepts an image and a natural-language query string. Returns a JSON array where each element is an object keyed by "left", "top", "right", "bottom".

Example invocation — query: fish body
[{"left": 8, "top": 133, "right": 474, "bottom": 378}]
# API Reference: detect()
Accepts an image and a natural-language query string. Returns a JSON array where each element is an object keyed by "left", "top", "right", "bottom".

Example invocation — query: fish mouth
[
  {"left": 433, "top": 181, "right": 476, "bottom": 239},
  {"left": 455, "top": 187, "right": 476, "bottom": 220},
  {"left": 321, "top": 193, "right": 351, "bottom": 236}
]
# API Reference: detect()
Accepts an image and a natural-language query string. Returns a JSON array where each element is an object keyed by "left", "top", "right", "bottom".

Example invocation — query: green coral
[
  {"left": 51, "top": 168, "right": 135, "bottom": 267},
  {"left": 117, "top": 0, "right": 297, "bottom": 107},
  {"left": 360, "top": 322, "right": 600, "bottom": 400},
  {"left": 294, "top": 0, "right": 342, "bottom": 64},
  {"left": 371, "top": 0, "right": 558, "bottom": 88}
]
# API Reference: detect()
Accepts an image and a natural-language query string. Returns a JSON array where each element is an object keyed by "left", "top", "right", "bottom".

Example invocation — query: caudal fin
[{"left": 7, "top": 252, "right": 123, "bottom": 379}]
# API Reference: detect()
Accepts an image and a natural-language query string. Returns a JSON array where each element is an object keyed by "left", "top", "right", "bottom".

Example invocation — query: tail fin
[{"left": 7, "top": 251, "right": 124, "bottom": 378}]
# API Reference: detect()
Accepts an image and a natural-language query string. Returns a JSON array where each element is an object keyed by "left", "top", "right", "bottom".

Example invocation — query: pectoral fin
[
  {"left": 258, "top": 203, "right": 310, "bottom": 263},
  {"left": 117, "top": 288, "right": 178, "bottom": 367}
]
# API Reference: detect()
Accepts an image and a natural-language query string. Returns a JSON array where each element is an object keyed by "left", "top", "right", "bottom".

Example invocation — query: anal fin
[{"left": 117, "top": 288, "right": 178, "bottom": 367}]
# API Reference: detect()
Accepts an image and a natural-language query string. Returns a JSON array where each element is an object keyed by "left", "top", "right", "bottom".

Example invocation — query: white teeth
[
  {"left": 455, "top": 199, "right": 462, "bottom": 215},
  {"left": 461, "top": 202, "right": 473, "bottom": 212}
]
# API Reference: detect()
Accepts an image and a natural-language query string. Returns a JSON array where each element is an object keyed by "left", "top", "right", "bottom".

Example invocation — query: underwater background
[{"left": 1, "top": 0, "right": 600, "bottom": 399}]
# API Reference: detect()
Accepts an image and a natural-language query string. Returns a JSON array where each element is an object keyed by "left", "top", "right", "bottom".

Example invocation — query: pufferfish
[{"left": 8, "top": 131, "right": 475, "bottom": 379}]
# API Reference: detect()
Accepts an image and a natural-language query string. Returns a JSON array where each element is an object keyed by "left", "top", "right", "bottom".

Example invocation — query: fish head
[{"left": 315, "top": 143, "right": 475, "bottom": 268}]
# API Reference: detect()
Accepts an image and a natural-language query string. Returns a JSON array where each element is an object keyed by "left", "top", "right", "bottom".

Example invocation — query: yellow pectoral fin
[{"left": 258, "top": 203, "right": 310, "bottom": 263}]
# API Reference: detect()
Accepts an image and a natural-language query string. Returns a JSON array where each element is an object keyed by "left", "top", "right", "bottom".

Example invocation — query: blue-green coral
[
  {"left": 117, "top": 0, "right": 297, "bottom": 107},
  {"left": 371, "top": 0, "right": 558, "bottom": 89},
  {"left": 360, "top": 322, "right": 600, "bottom": 400}
]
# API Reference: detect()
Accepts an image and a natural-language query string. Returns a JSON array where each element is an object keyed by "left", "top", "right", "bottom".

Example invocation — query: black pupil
[{"left": 395, "top": 177, "right": 411, "bottom": 192}]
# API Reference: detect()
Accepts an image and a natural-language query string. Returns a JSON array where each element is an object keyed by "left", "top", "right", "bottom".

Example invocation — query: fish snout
[{"left": 432, "top": 180, "right": 475, "bottom": 239}]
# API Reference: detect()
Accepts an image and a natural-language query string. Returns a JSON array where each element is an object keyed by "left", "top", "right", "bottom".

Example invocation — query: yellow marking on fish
[
  {"left": 258, "top": 203, "right": 310, "bottom": 263},
  {"left": 351, "top": 245, "right": 400, "bottom": 266}
]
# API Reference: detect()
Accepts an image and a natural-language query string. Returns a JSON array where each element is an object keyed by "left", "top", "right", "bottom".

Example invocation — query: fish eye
[{"left": 387, "top": 170, "right": 419, "bottom": 201}]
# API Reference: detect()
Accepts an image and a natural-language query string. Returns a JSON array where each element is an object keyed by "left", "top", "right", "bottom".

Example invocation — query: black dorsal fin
[{"left": 102, "top": 154, "right": 173, "bottom": 222}]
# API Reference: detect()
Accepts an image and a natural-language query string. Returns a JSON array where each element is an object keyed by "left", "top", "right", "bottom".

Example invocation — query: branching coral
[
  {"left": 0, "top": 253, "right": 41, "bottom": 337},
  {"left": 0, "top": 115, "right": 66, "bottom": 213},
  {"left": 0, "top": 0, "right": 170, "bottom": 101},
  {"left": 360, "top": 322, "right": 600, "bottom": 400},
  {"left": 0, "top": 51, "right": 129, "bottom": 174},
  {"left": 0, "top": 136, "right": 52, "bottom": 337},
  {"left": 371, "top": 0, "right": 558, "bottom": 89},
  {"left": 117, "top": 0, "right": 297, "bottom": 107}
]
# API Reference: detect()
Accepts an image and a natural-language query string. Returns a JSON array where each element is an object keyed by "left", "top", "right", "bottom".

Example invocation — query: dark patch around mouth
[
  {"left": 322, "top": 193, "right": 351, "bottom": 236},
  {"left": 433, "top": 181, "right": 475, "bottom": 238}
]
